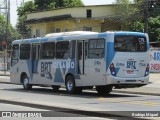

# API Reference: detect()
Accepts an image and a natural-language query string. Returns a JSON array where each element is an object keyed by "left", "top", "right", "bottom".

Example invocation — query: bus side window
[
  {"left": 11, "top": 44, "right": 19, "bottom": 66},
  {"left": 88, "top": 39, "right": 105, "bottom": 58},
  {"left": 71, "top": 41, "right": 76, "bottom": 59},
  {"left": 41, "top": 42, "right": 55, "bottom": 59},
  {"left": 20, "top": 44, "right": 31, "bottom": 60},
  {"left": 85, "top": 41, "right": 88, "bottom": 59},
  {"left": 56, "top": 41, "right": 69, "bottom": 59}
]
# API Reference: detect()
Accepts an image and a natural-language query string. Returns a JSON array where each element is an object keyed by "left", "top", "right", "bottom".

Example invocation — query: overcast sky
[{"left": 10, "top": 0, "right": 115, "bottom": 27}]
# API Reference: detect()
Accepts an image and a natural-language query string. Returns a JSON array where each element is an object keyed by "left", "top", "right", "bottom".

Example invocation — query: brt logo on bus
[{"left": 127, "top": 61, "right": 136, "bottom": 69}]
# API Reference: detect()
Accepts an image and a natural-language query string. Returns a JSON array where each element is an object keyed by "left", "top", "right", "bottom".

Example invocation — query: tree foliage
[
  {"left": 115, "top": 0, "right": 160, "bottom": 42},
  {"left": 34, "top": 0, "right": 56, "bottom": 10},
  {"left": 0, "top": 15, "right": 21, "bottom": 50},
  {"left": 114, "top": 0, "right": 140, "bottom": 27},
  {"left": 148, "top": 16, "right": 160, "bottom": 41},
  {"left": 63, "top": 0, "right": 84, "bottom": 7},
  {"left": 34, "top": 0, "right": 84, "bottom": 10}
]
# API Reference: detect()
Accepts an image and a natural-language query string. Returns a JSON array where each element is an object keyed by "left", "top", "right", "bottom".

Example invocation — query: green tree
[
  {"left": 16, "top": 1, "right": 35, "bottom": 38},
  {"left": 130, "top": 21, "right": 144, "bottom": 32},
  {"left": 34, "top": 0, "right": 56, "bottom": 10},
  {"left": 17, "top": 1, "right": 35, "bottom": 16},
  {"left": 114, "top": 0, "right": 140, "bottom": 30},
  {"left": 0, "top": 15, "right": 21, "bottom": 50},
  {"left": 63, "top": 0, "right": 84, "bottom": 7},
  {"left": 148, "top": 16, "right": 160, "bottom": 41},
  {"left": 147, "top": 0, "right": 160, "bottom": 17}
]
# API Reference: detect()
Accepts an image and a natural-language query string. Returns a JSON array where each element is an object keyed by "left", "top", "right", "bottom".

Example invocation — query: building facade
[{"left": 26, "top": 5, "right": 122, "bottom": 38}]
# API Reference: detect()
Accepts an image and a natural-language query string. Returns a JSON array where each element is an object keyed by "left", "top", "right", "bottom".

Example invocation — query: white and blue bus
[{"left": 10, "top": 31, "right": 150, "bottom": 95}]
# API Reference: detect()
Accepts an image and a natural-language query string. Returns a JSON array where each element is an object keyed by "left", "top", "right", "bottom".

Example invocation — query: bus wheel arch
[
  {"left": 21, "top": 72, "right": 32, "bottom": 90},
  {"left": 65, "top": 74, "right": 76, "bottom": 94}
]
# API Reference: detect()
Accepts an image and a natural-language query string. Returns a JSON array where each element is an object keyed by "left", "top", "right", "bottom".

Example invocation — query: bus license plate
[{"left": 127, "top": 70, "right": 134, "bottom": 74}]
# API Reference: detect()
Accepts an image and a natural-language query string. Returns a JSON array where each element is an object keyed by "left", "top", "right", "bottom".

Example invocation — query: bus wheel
[
  {"left": 52, "top": 85, "right": 60, "bottom": 91},
  {"left": 22, "top": 75, "right": 32, "bottom": 90},
  {"left": 65, "top": 75, "right": 76, "bottom": 94},
  {"left": 96, "top": 85, "right": 112, "bottom": 95}
]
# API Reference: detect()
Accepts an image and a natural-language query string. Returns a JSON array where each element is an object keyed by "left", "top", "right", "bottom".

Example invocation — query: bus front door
[
  {"left": 31, "top": 44, "right": 40, "bottom": 84},
  {"left": 77, "top": 41, "right": 90, "bottom": 85}
]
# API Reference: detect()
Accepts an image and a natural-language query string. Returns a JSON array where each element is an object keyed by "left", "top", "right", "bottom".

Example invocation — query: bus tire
[
  {"left": 65, "top": 75, "right": 76, "bottom": 94},
  {"left": 52, "top": 85, "right": 60, "bottom": 91},
  {"left": 96, "top": 85, "right": 112, "bottom": 95},
  {"left": 22, "top": 75, "right": 32, "bottom": 90}
]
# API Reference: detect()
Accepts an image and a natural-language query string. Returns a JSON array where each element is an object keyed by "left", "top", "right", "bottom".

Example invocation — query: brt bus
[{"left": 10, "top": 31, "right": 150, "bottom": 95}]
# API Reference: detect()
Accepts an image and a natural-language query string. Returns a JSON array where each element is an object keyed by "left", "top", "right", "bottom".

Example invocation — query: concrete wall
[{"left": 27, "top": 5, "right": 115, "bottom": 20}]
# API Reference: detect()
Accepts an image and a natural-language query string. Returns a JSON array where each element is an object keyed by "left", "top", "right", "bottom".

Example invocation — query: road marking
[{"left": 97, "top": 98, "right": 160, "bottom": 106}]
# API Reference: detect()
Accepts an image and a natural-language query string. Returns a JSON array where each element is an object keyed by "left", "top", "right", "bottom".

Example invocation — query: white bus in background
[{"left": 10, "top": 31, "right": 150, "bottom": 95}]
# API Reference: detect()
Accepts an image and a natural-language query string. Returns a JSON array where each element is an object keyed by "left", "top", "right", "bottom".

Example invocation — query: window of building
[
  {"left": 87, "top": 9, "right": 92, "bottom": 18},
  {"left": 36, "top": 29, "right": 40, "bottom": 37},
  {"left": 20, "top": 44, "right": 31, "bottom": 59},
  {"left": 88, "top": 39, "right": 105, "bottom": 58},
  {"left": 51, "top": 28, "right": 61, "bottom": 33},
  {"left": 83, "top": 26, "right": 92, "bottom": 31},
  {"left": 41, "top": 42, "right": 55, "bottom": 59},
  {"left": 11, "top": 44, "right": 19, "bottom": 66},
  {"left": 64, "top": 28, "right": 68, "bottom": 32},
  {"left": 56, "top": 41, "right": 70, "bottom": 59}
]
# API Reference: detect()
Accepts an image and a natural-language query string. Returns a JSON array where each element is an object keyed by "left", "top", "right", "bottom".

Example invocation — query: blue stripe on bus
[
  {"left": 41, "top": 38, "right": 48, "bottom": 42},
  {"left": 54, "top": 68, "right": 64, "bottom": 83},
  {"left": 98, "top": 33, "right": 107, "bottom": 38},
  {"left": 56, "top": 37, "right": 64, "bottom": 41},
  {"left": 106, "top": 42, "right": 116, "bottom": 70},
  {"left": 115, "top": 32, "right": 145, "bottom": 36},
  {"left": 23, "top": 40, "right": 30, "bottom": 43},
  {"left": 31, "top": 39, "right": 39, "bottom": 43}
]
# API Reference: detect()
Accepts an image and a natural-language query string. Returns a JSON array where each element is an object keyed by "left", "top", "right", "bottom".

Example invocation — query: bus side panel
[
  {"left": 10, "top": 59, "right": 32, "bottom": 84},
  {"left": 19, "top": 59, "right": 33, "bottom": 83},
  {"left": 35, "top": 59, "right": 80, "bottom": 86},
  {"left": 10, "top": 61, "right": 21, "bottom": 84},
  {"left": 105, "top": 34, "right": 116, "bottom": 85}
]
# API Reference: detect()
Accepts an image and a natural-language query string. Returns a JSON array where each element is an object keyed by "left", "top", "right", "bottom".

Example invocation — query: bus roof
[
  {"left": 45, "top": 31, "right": 98, "bottom": 37},
  {"left": 12, "top": 31, "right": 147, "bottom": 44}
]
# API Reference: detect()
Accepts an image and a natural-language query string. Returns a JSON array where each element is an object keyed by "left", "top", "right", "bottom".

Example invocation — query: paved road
[
  {"left": 0, "top": 83, "right": 160, "bottom": 119},
  {"left": 1, "top": 74, "right": 160, "bottom": 96},
  {"left": 0, "top": 103, "right": 114, "bottom": 119}
]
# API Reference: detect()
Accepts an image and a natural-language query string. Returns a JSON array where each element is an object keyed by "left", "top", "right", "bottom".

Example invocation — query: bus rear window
[{"left": 114, "top": 35, "right": 147, "bottom": 52}]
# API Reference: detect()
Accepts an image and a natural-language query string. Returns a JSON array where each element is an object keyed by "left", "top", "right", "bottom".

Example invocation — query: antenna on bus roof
[{"left": 45, "top": 31, "right": 98, "bottom": 37}]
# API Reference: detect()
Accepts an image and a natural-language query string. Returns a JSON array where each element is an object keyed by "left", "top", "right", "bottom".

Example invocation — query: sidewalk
[{"left": 0, "top": 71, "right": 160, "bottom": 96}]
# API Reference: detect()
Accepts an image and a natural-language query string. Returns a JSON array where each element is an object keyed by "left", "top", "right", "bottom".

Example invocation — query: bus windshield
[{"left": 114, "top": 35, "right": 147, "bottom": 52}]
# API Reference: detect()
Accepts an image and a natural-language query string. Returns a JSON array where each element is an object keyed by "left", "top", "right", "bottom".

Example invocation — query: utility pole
[
  {"left": 144, "top": 0, "right": 149, "bottom": 34},
  {"left": 0, "top": 0, "right": 10, "bottom": 74}
]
